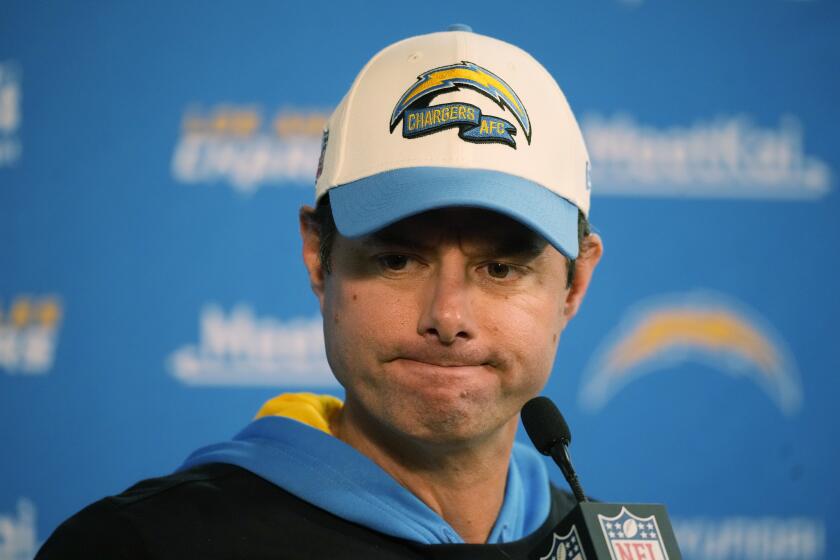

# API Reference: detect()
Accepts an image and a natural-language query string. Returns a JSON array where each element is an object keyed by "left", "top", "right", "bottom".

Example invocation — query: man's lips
[
  {"left": 397, "top": 357, "right": 486, "bottom": 368},
  {"left": 390, "top": 358, "right": 495, "bottom": 375}
]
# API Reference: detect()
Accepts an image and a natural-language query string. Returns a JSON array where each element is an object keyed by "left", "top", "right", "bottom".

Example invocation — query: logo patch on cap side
[{"left": 390, "top": 61, "right": 530, "bottom": 148}]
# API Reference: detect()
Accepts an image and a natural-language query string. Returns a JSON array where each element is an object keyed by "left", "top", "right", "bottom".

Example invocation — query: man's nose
[{"left": 416, "top": 263, "right": 476, "bottom": 345}]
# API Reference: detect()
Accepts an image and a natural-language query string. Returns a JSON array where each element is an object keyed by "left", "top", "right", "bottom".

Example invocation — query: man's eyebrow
[
  {"left": 488, "top": 237, "right": 548, "bottom": 259},
  {"left": 364, "top": 231, "right": 433, "bottom": 251},
  {"left": 365, "top": 230, "right": 547, "bottom": 259}
]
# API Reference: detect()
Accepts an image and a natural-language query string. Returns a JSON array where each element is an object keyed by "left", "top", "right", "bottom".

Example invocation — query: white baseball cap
[{"left": 315, "top": 25, "right": 591, "bottom": 259}]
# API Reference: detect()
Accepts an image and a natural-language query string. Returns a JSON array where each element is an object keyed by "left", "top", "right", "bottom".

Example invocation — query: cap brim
[{"left": 327, "top": 167, "right": 580, "bottom": 260}]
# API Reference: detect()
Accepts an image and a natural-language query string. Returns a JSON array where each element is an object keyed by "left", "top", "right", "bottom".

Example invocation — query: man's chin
[{"left": 381, "top": 398, "right": 514, "bottom": 448}]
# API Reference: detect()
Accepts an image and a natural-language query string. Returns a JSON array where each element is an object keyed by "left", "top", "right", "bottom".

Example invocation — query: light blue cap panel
[{"left": 328, "top": 167, "right": 581, "bottom": 260}]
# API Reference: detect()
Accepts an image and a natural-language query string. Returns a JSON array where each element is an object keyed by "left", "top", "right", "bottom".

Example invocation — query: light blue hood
[{"left": 179, "top": 416, "right": 551, "bottom": 545}]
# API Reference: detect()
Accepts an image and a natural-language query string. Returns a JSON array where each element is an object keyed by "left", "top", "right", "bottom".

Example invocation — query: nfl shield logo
[
  {"left": 598, "top": 507, "right": 669, "bottom": 560},
  {"left": 540, "top": 525, "right": 587, "bottom": 560}
]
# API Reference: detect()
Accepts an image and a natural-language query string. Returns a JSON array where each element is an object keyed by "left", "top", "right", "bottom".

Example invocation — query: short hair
[{"left": 306, "top": 194, "right": 593, "bottom": 289}]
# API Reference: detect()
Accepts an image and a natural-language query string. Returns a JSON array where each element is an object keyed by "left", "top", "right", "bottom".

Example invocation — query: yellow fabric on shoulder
[{"left": 254, "top": 393, "right": 343, "bottom": 436}]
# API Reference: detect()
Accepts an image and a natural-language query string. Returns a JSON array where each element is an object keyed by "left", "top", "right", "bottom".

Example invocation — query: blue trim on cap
[
  {"left": 328, "top": 167, "right": 580, "bottom": 259},
  {"left": 447, "top": 23, "right": 473, "bottom": 32}
]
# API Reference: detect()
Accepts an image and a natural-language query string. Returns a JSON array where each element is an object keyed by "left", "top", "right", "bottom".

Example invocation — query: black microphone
[
  {"left": 521, "top": 396, "right": 684, "bottom": 559},
  {"left": 521, "top": 396, "right": 587, "bottom": 503}
]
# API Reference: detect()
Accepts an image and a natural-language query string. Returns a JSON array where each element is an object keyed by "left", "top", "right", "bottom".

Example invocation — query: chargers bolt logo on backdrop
[
  {"left": 578, "top": 291, "right": 802, "bottom": 416},
  {"left": 390, "top": 61, "right": 530, "bottom": 148}
]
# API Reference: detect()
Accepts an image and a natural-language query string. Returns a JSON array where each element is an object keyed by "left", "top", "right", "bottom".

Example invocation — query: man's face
[{"left": 302, "top": 207, "right": 597, "bottom": 447}]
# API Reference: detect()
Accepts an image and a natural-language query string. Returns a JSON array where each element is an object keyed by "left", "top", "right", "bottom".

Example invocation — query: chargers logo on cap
[
  {"left": 390, "top": 61, "right": 530, "bottom": 148},
  {"left": 578, "top": 291, "right": 802, "bottom": 416}
]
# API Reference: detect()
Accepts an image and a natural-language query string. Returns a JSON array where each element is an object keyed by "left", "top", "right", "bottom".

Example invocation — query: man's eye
[
  {"left": 487, "top": 263, "right": 511, "bottom": 278},
  {"left": 379, "top": 255, "right": 409, "bottom": 271}
]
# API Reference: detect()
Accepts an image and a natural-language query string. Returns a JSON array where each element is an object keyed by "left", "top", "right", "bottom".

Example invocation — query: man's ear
[
  {"left": 299, "top": 206, "right": 326, "bottom": 307},
  {"left": 563, "top": 233, "right": 604, "bottom": 320}
]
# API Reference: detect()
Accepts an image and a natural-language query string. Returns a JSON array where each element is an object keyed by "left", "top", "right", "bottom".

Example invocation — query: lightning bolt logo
[
  {"left": 579, "top": 292, "right": 803, "bottom": 416},
  {"left": 390, "top": 61, "right": 531, "bottom": 144}
]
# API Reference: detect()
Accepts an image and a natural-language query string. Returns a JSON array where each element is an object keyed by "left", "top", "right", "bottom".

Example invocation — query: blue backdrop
[{"left": 2, "top": 2, "right": 838, "bottom": 558}]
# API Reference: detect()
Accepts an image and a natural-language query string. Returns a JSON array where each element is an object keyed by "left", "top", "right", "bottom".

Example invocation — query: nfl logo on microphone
[
  {"left": 598, "top": 507, "right": 668, "bottom": 560},
  {"left": 540, "top": 525, "right": 587, "bottom": 560}
]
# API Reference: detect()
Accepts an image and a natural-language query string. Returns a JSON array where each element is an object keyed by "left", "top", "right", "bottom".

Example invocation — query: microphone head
[{"left": 521, "top": 396, "right": 572, "bottom": 455}]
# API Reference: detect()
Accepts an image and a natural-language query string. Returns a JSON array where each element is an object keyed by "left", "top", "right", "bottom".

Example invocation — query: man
[{"left": 37, "top": 25, "right": 602, "bottom": 558}]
